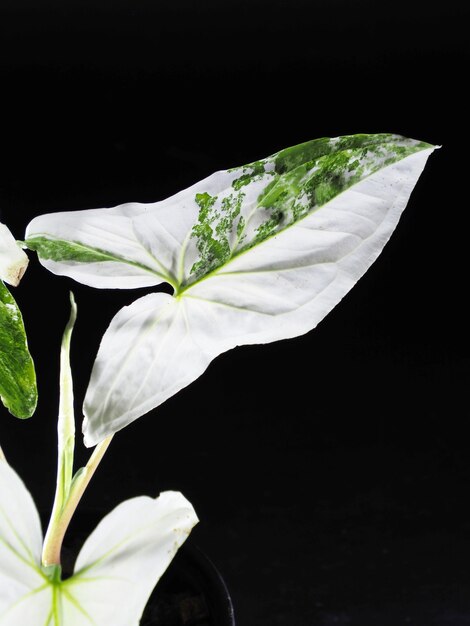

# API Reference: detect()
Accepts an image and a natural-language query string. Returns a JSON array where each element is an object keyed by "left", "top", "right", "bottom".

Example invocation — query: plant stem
[
  {"left": 45, "top": 294, "right": 77, "bottom": 542},
  {"left": 41, "top": 292, "right": 113, "bottom": 568},
  {"left": 42, "top": 434, "right": 113, "bottom": 567}
]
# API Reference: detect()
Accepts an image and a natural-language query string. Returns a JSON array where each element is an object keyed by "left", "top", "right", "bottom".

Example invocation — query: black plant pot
[{"left": 140, "top": 543, "right": 235, "bottom": 626}]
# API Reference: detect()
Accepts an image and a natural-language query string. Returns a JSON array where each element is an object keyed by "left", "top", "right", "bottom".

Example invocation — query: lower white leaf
[
  {"left": 0, "top": 461, "right": 198, "bottom": 626},
  {"left": 68, "top": 491, "right": 198, "bottom": 626}
]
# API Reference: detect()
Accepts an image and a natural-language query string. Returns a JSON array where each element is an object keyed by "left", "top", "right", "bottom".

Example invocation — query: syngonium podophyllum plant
[{"left": 0, "top": 133, "right": 437, "bottom": 625}]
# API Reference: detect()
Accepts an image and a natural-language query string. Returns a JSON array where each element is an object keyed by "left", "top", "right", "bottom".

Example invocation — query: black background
[{"left": 0, "top": 1, "right": 468, "bottom": 625}]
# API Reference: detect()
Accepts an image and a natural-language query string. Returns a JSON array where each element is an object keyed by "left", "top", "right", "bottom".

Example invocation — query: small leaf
[
  {"left": 0, "top": 281, "right": 37, "bottom": 418},
  {"left": 26, "top": 134, "right": 438, "bottom": 445}
]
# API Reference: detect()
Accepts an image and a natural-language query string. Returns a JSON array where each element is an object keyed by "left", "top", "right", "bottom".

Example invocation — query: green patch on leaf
[
  {"left": 243, "top": 134, "right": 432, "bottom": 252},
  {"left": 186, "top": 134, "right": 434, "bottom": 285},
  {"left": 0, "top": 280, "right": 37, "bottom": 418},
  {"left": 26, "top": 235, "right": 167, "bottom": 283},
  {"left": 25, "top": 236, "right": 121, "bottom": 264},
  {"left": 190, "top": 190, "right": 246, "bottom": 279},
  {"left": 231, "top": 159, "right": 268, "bottom": 190}
]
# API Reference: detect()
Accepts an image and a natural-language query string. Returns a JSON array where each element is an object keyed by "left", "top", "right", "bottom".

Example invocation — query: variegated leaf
[
  {"left": 26, "top": 134, "right": 437, "bottom": 445},
  {"left": 0, "top": 281, "right": 37, "bottom": 419},
  {"left": 0, "top": 222, "right": 36, "bottom": 418}
]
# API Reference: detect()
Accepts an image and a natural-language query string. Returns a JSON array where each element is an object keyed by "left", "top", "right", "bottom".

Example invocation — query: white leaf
[
  {"left": 83, "top": 144, "right": 437, "bottom": 445},
  {"left": 83, "top": 293, "right": 209, "bottom": 444},
  {"left": 0, "top": 461, "right": 198, "bottom": 625},
  {"left": 68, "top": 491, "right": 198, "bottom": 626},
  {"left": 25, "top": 134, "right": 438, "bottom": 445},
  {"left": 0, "top": 461, "right": 50, "bottom": 624}
]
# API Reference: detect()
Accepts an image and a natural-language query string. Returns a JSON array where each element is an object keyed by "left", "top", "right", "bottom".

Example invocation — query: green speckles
[
  {"left": 347, "top": 158, "right": 361, "bottom": 172},
  {"left": 217, "top": 193, "right": 243, "bottom": 236},
  {"left": 311, "top": 152, "right": 350, "bottom": 201},
  {"left": 195, "top": 192, "right": 217, "bottom": 219},
  {"left": 275, "top": 137, "right": 333, "bottom": 174},
  {"left": 232, "top": 159, "right": 268, "bottom": 190},
  {"left": 253, "top": 208, "right": 285, "bottom": 242},
  {"left": 185, "top": 133, "right": 433, "bottom": 286},
  {"left": 273, "top": 134, "right": 433, "bottom": 179},
  {"left": 292, "top": 193, "right": 310, "bottom": 221},
  {"left": 190, "top": 190, "right": 246, "bottom": 279},
  {"left": 301, "top": 149, "right": 358, "bottom": 206},
  {"left": 190, "top": 225, "right": 225, "bottom": 279},
  {"left": 237, "top": 214, "right": 245, "bottom": 234},
  {"left": 190, "top": 193, "right": 221, "bottom": 277},
  {"left": 190, "top": 192, "right": 223, "bottom": 278},
  {"left": 335, "top": 133, "right": 393, "bottom": 152}
]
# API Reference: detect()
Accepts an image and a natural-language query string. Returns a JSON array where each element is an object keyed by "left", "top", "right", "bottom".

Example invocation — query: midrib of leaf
[
  {"left": 51, "top": 585, "right": 59, "bottom": 626},
  {"left": 43, "top": 584, "right": 61, "bottom": 626}
]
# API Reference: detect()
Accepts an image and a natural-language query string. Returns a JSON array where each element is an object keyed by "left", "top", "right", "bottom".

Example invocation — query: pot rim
[{"left": 167, "top": 541, "right": 236, "bottom": 626}]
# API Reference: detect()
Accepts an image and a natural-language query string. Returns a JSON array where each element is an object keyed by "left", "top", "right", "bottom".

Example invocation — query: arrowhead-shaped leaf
[
  {"left": 25, "top": 134, "right": 437, "bottom": 445},
  {"left": 0, "top": 460, "right": 198, "bottom": 625}
]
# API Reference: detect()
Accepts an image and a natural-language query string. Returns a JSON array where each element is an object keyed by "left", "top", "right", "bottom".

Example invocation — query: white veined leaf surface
[
  {"left": 65, "top": 491, "right": 198, "bottom": 626},
  {"left": 25, "top": 134, "right": 438, "bottom": 446},
  {"left": 0, "top": 460, "right": 198, "bottom": 626},
  {"left": 0, "top": 461, "right": 45, "bottom": 614}
]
